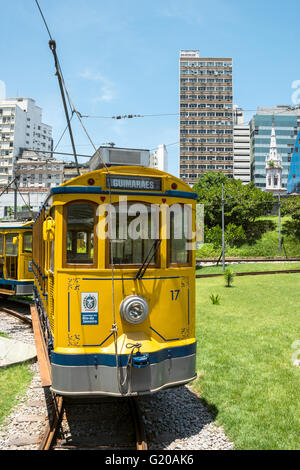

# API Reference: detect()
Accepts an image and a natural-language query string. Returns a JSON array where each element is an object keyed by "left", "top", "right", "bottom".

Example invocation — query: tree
[
  {"left": 281, "top": 196, "right": 300, "bottom": 239},
  {"left": 193, "top": 172, "right": 275, "bottom": 244},
  {"left": 205, "top": 223, "right": 246, "bottom": 249}
]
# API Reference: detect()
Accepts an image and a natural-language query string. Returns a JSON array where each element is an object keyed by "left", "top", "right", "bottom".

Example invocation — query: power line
[
  {"left": 81, "top": 113, "right": 179, "bottom": 119},
  {"left": 53, "top": 113, "right": 74, "bottom": 152},
  {"left": 71, "top": 105, "right": 300, "bottom": 123},
  {"left": 0, "top": 177, "right": 18, "bottom": 200},
  {"left": 16, "top": 186, "right": 35, "bottom": 219},
  {"left": 24, "top": 148, "right": 92, "bottom": 158}
]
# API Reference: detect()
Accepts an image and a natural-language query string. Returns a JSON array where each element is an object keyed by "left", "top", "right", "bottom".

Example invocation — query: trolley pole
[
  {"left": 278, "top": 193, "right": 281, "bottom": 254},
  {"left": 222, "top": 184, "right": 225, "bottom": 272}
]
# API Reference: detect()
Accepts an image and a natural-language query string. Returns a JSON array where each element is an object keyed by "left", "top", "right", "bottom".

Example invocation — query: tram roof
[
  {"left": 34, "top": 167, "right": 198, "bottom": 223},
  {"left": 60, "top": 166, "right": 196, "bottom": 193},
  {"left": 0, "top": 221, "right": 33, "bottom": 229}
]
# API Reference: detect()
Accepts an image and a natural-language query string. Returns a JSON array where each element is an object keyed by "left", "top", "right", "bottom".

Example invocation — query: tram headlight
[{"left": 120, "top": 295, "right": 149, "bottom": 325}]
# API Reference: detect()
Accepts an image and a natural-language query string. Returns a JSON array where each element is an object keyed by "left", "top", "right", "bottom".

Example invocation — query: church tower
[{"left": 265, "top": 120, "right": 282, "bottom": 191}]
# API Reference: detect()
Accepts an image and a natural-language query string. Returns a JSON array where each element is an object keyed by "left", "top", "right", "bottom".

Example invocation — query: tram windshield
[
  {"left": 110, "top": 203, "right": 159, "bottom": 266},
  {"left": 5, "top": 233, "right": 18, "bottom": 256}
]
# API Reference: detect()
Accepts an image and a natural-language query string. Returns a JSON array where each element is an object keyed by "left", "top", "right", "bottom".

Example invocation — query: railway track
[
  {"left": 0, "top": 297, "right": 32, "bottom": 327},
  {"left": 39, "top": 395, "right": 148, "bottom": 450},
  {"left": 196, "top": 257, "right": 300, "bottom": 263}
]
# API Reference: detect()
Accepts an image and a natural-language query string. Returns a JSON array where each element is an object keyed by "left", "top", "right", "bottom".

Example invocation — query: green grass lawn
[
  {"left": 196, "top": 262, "right": 300, "bottom": 275},
  {"left": 0, "top": 336, "right": 33, "bottom": 426},
  {"left": 194, "top": 274, "right": 300, "bottom": 450}
]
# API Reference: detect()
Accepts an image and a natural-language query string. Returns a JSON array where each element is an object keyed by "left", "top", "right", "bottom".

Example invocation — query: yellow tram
[
  {"left": 0, "top": 221, "right": 34, "bottom": 295},
  {"left": 33, "top": 166, "right": 197, "bottom": 396}
]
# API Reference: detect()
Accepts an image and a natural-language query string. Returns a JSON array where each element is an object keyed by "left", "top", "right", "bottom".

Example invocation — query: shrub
[
  {"left": 224, "top": 269, "right": 235, "bottom": 287},
  {"left": 210, "top": 293, "right": 221, "bottom": 305}
]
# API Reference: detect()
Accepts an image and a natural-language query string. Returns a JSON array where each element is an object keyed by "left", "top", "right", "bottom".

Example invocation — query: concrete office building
[
  {"left": 15, "top": 150, "right": 64, "bottom": 189},
  {"left": 179, "top": 50, "right": 234, "bottom": 186}
]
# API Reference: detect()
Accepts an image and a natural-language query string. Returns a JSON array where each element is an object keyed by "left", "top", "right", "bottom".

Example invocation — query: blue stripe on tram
[{"left": 51, "top": 342, "right": 196, "bottom": 367}]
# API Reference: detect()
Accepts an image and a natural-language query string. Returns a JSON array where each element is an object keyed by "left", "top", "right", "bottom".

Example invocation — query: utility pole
[
  {"left": 278, "top": 193, "right": 281, "bottom": 254},
  {"left": 13, "top": 176, "right": 19, "bottom": 220},
  {"left": 222, "top": 183, "right": 225, "bottom": 272}
]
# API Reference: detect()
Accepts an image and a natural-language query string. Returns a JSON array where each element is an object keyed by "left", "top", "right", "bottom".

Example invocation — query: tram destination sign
[{"left": 106, "top": 175, "right": 162, "bottom": 191}]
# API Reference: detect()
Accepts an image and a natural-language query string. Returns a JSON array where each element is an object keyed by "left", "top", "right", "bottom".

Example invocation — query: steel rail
[
  {"left": 196, "top": 268, "right": 300, "bottom": 278},
  {"left": 0, "top": 306, "right": 32, "bottom": 327},
  {"left": 39, "top": 395, "right": 64, "bottom": 451},
  {"left": 196, "top": 257, "right": 300, "bottom": 263},
  {"left": 128, "top": 397, "right": 148, "bottom": 450}
]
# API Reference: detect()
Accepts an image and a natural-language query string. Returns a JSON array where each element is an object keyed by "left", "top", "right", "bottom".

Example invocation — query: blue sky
[{"left": 1, "top": 0, "right": 300, "bottom": 176}]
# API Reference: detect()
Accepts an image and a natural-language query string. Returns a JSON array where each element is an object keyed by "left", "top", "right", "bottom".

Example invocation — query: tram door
[
  {"left": 5, "top": 233, "right": 18, "bottom": 280},
  {"left": 43, "top": 211, "right": 55, "bottom": 334}
]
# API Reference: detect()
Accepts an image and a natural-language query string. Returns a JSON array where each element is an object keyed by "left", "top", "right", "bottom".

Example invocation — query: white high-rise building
[
  {"left": 0, "top": 98, "right": 53, "bottom": 187},
  {"left": 179, "top": 50, "right": 234, "bottom": 185},
  {"left": 149, "top": 144, "right": 168, "bottom": 172},
  {"left": 233, "top": 106, "right": 250, "bottom": 184}
]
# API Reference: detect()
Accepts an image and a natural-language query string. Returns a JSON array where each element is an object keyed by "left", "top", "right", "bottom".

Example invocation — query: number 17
[{"left": 170, "top": 289, "right": 180, "bottom": 301}]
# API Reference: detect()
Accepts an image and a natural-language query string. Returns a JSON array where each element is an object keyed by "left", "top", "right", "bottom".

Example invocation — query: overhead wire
[
  {"left": 16, "top": 186, "right": 35, "bottom": 219},
  {"left": 53, "top": 113, "right": 74, "bottom": 152},
  {"left": 76, "top": 106, "right": 300, "bottom": 121},
  {"left": 0, "top": 177, "right": 18, "bottom": 200}
]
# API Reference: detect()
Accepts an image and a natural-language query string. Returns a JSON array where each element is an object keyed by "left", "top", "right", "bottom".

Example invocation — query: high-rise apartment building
[
  {"left": 250, "top": 106, "right": 300, "bottom": 190},
  {"left": 233, "top": 106, "right": 250, "bottom": 184},
  {"left": 0, "top": 98, "right": 53, "bottom": 187},
  {"left": 179, "top": 50, "right": 234, "bottom": 186},
  {"left": 149, "top": 144, "right": 168, "bottom": 172}
]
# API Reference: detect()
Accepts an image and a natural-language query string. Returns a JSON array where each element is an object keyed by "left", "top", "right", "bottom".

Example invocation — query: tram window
[
  {"left": 5, "top": 233, "right": 18, "bottom": 256},
  {"left": 23, "top": 233, "right": 32, "bottom": 253},
  {"left": 169, "top": 206, "right": 192, "bottom": 265},
  {"left": 50, "top": 207, "right": 55, "bottom": 272},
  {"left": 66, "top": 203, "right": 96, "bottom": 265},
  {"left": 50, "top": 240, "right": 55, "bottom": 273},
  {"left": 110, "top": 204, "right": 159, "bottom": 266},
  {"left": 0, "top": 234, "right": 3, "bottom": 255}
]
